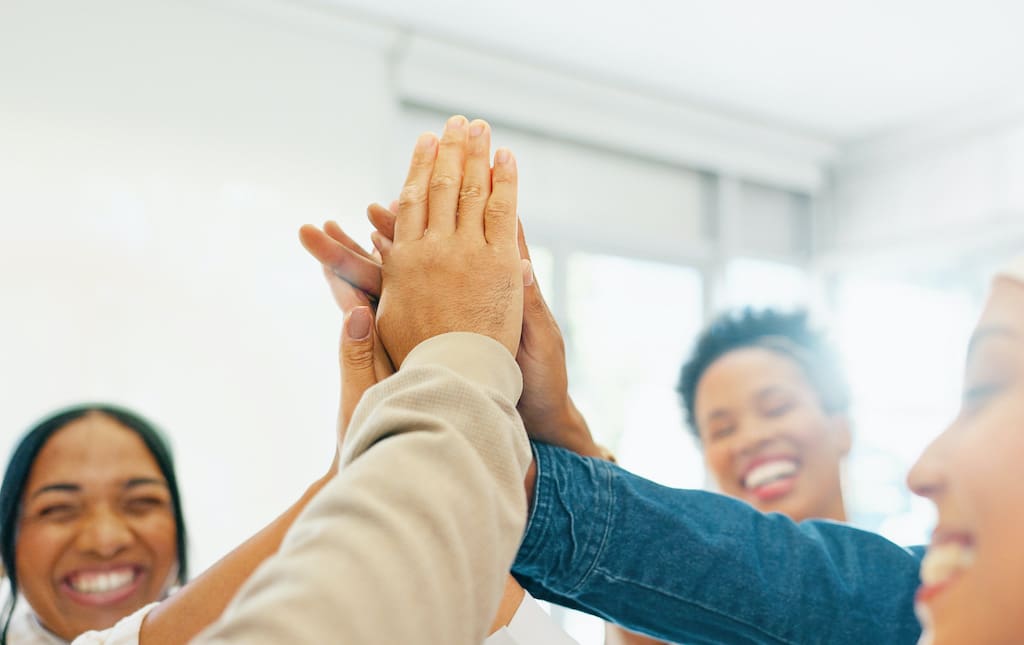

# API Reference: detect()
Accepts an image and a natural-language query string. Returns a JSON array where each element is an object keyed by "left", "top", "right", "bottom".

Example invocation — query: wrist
[{"left": 556, "top": 399, "right": 605, "bottom": 459}]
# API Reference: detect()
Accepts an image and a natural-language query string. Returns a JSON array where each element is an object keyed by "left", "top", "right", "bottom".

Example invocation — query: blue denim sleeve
[{"left": 513, "top": 442, "right": 925, "bottom": 645}]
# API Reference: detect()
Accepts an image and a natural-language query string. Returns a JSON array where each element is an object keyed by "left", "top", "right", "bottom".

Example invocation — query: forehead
[
  {"left": 26, "top": 414, "right": 164, "bottom": 490},
  {"left": 698, "top": 347, "right": 812, "bottom": 399}
]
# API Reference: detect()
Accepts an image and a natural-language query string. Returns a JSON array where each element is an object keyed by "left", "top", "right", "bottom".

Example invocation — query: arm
[
  {"left": 515, "top": 442, "right": 925, "bottom": 645},
  {"left": 605, "top": 625, "right": 669, "bottom": 645},
  {"left": 194, "top": 334, "right": 532, "bottom": 645},
  {"left": 138, "top": 472, "right": 333, "bottom": 644},
  {"left": 196, "top": 118, "right": 532, "bottom": 644}
]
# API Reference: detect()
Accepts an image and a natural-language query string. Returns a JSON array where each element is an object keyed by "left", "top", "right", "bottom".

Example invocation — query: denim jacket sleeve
[{"left": 513, "top": 442, "right": 925, "bottom": 645}]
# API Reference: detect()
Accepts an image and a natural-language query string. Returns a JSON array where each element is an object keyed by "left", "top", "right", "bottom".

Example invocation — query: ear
[{"left": 830, "top": 415, "right": 853, "bottom": 458}]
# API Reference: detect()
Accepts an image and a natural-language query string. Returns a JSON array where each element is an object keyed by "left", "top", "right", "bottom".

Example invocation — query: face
[
  {"left": 907, "top": 278, "right": 1024, "bottom": 644},
  {"left": 15, "top": 413, "right": 179, "bottom": 640},
  {"left": 695, "top": 347, "right": 851, "bottom": 522}
]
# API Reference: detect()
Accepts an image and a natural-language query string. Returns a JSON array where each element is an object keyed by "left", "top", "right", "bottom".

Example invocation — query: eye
[
  {"left": 708, "top": 425, "right": 736, "bottom": 442},
  {"left": 961, "top": 382, "right": 1007, "bottom": 414},
  {"left": 37, "top": 504, "right": 80, "bottom": 522},
  {"left": 124, "top": 497, "right": 169, "bottom": 515},
  {"left": 764, "top": 400, "right": 795, "bottom": 417}
]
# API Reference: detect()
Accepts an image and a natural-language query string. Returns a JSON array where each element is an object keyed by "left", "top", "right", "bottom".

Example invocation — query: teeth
[
  {"left": 920, "top": 542, "right": 975, "bottom": 588},
  {"left": 70, "top": 568, "right": 136, "bottom": 594},
  {"left": 743, "top": 460, "right": 797, "bottom": 490}
]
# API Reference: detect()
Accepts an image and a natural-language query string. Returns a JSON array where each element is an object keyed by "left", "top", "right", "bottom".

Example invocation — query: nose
[
  {"left": 75, "top": 506, "right": 134, "bottom": 559},
  {"left": 734, "top": 418, "right": 781, "bottom": 457},
  {"left": 907, "top": 432, "right": 949, "bottom": 500}
]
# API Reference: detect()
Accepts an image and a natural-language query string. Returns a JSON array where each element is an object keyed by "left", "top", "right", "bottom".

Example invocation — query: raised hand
[
  {"left": 513, "top": 222, "right": 603, "bottom": 457},
  {"left": 374, "top": 116, "right": 523, "bottom": 367}
]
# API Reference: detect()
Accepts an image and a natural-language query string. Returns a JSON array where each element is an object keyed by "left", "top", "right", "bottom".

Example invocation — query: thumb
[{"left": 339, "top": 306, "right": 379, "bottom": 441}]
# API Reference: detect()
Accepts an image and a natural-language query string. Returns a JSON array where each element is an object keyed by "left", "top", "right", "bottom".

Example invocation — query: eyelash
[
  {"left": 963, "top": 382, "right": 1005, "bottom": 407},
  {"left": 38, "top": 504, "right": 79, "bottom": 520},
  {"left": 764, "top": 401, "right": 794, "bottom": 417},
  {"left": 710, "top": 426, "right": 736, "bottom": 441}
]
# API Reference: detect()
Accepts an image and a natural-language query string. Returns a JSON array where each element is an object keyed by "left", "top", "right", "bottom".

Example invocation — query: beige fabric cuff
[{"left": 403, "top": 332, "right": 524, "bottom": 404}]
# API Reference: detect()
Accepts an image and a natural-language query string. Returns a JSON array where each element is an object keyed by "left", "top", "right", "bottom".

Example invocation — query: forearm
[
  {"left": 195, "top": 334, "right": 532, "bottom": 645},
  {"left": 514, "top": 443, "right": 924, "bottom": 645},
  {"left": 140, "top": 474, "right": 332, "bottom": 645}
]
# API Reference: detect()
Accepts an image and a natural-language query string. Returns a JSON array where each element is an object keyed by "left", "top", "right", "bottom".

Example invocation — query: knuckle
[
  {"left": 459, "top": 182, "right": 483, "bottom": 201},
  {"left": 344, "top": 345, "right": 374, "bottom": 369},
  {"left": 486, "top": 198, "right": 514, "bottom": 218},
  {"left": 428, "top": 173, "right": 459, "bottom": 193},
  {"left": 398, "top": 184, "right": 427, "bottom": 208}
]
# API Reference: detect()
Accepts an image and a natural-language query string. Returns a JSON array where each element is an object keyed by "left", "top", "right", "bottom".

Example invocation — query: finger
[
  {"left": 370, "top": 231, "right": 393, "bottom": 263},
  {"left": 395, "top": 132, "right": 438, "bottom": 242},
  {"left": 339, "top": 306, "right": 378, "bottom": 440},
  {"left": 388, "top": 199, "right": 399, "bottom": 213},
  {"left": 484, "top": 148, "right": 518, "bottom": 246},
  {"left": 426, "top": 115, "right": 469, "bottom": 237},
  {"left": 456, "top": 119, "right": 491, "bottom": 239},
  {"left": 366, "top": 202, "right": 397, "bottom": 241},
  {"left": 323, "top": 220, "right": 376, "bottom": 262},
  {"left": 299, "top": 225, "right": 383, "bottom": 297},
  {"left": 372, "top": 332, "right": 396, "bottom": 383},
  {"left": 522, "top": 255, "right": 556, "bottom": 333},
  {"left": 516, "top": 217, "right": 532, "bottom": 261},
  {"left": 321, "top": 265, "right": 372, "bottom": 314}
]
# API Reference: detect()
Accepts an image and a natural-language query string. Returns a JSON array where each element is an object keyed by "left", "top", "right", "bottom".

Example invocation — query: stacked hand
[{"left": 300, "top": 118, "right": 602, "bottom": 457}]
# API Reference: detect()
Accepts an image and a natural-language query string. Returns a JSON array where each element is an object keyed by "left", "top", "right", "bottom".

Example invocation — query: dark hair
[
  {"left": 0, "top": 404, "right": 188, "bottom": 643},
  {"left": 678, "top": 308, "right": 850, "bottom": 440}
]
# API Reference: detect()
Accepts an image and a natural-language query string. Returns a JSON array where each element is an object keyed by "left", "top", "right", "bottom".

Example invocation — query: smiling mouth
[
  {"left": 61, "top": 566, "right": 143, "bottom": 606},
  {"left": 742, "top": 458, "right": 799, "bottom": 501},
  {"left": 917, "top": 536, "right": 975, "bottom": 603}
]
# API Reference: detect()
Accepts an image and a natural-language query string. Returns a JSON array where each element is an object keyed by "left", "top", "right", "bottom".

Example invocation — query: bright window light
[
  {"left": 725, "top": 257, "right": 810, "bottom": 309},
  {"left": 834, "top": 276, "right": 978, "bottom": 544}
]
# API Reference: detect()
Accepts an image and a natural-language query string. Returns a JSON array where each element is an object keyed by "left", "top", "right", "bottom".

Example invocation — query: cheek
[
  {"left": 786, "top": 412, "right": 840, "bottom": 456},
  {"left": 14, "top": 524, "right": 67, "bottom": 603},
  {"left": 703, "top": 444, "right": 739, "bottom": 491},
  {"left": 134, "top": 514, "right": 179, "bottom": 581}
]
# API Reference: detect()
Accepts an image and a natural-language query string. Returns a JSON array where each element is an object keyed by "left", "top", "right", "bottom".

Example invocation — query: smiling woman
[
  {"left": 905, "top": 259, "right": 1024, "bottom": 644},
  {"left": 0, "top": 405, "right": 187, "bottom": 645}
]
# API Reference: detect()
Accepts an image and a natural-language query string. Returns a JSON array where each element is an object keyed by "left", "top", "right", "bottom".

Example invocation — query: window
[{"left": 833, "top": 276, "right": 978, "bottom": 544}]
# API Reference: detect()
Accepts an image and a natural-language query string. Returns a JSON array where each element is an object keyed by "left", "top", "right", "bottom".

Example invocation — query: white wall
[
  {"left": 0, "top": 0, "right": 397, "bottom": 570},
  {"left": 0, "top": 0, "right": 828, "bottom": 576},
  {"left": 826, "top": 104, "right": 1024, "bottom": 277}
]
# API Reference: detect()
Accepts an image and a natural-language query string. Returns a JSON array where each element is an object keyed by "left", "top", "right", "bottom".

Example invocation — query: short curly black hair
[{"left": 678, "top": 308, "right": 850, "bottom": 440}]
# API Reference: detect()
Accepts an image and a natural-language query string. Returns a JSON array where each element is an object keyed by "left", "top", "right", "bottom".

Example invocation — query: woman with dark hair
[
  {"left": 607, "top": 309, "right": 854, "bottom": 644},
  {"left": 0, "top": 404, "right": 187, "bottom": 644}
]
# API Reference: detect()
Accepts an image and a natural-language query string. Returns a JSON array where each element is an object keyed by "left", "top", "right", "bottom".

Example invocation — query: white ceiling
[{"left": 327, "top": 0, "right": 1024, "bottom": 142}]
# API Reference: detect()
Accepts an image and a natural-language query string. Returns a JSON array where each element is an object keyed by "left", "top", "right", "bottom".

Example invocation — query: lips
[
  {"left": 741, "top": 457, "right": 800, "bottom": 502},
  {"left": 61, "top": 566, "right": 144, "bottom": 607},
  {"left": 916, "top": 533, "right": 975, "bottom": 605}
]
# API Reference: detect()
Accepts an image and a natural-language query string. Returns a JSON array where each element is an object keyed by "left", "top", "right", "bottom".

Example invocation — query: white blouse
[{"left": 6, "top": 589, "right": 575, "bottom": 644}]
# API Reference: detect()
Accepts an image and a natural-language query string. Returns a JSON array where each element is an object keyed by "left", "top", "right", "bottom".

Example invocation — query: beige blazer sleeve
[{"left": 194, "top": 332, "right": 532, "bottom": 645}]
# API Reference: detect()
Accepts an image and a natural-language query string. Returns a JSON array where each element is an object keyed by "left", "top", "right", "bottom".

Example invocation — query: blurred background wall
[{"left": 3, "top": 1, "right": 1024, "bottom": 641}]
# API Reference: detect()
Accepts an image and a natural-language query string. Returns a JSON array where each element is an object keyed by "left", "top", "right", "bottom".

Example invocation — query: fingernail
[
  {"left": 522, "top": 259, "right": 535, "bottom": 287},
  {"left": 446, "top": 115, "right": 466, "bottom": 131},
  {"left": 416, "top": 133, "right": 436, "bottom": 151},
  {"left": 469, "top": 121, "right": 485, "bottom": 138},
  {"left": 495, "top": 148, "right": 510, "bottom": 164},
  {"left": 347, "top": 307, "right": 372, "bottom": 340}
]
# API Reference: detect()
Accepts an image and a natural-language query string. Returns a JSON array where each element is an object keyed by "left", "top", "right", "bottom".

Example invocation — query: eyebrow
[
  {"left": 124, "top": 478, "right": 168, "bottom": 490},
  {"left": 29, "top": 483, "right": 80, "bottom": 499},
  {"left": 967, "top": 326, "right": 1019, "bottom": 360},
  {"left": 29, "top": 477, "right": 167, "bottom": 500}
]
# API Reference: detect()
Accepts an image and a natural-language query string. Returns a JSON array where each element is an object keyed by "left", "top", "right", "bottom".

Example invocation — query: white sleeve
[
  {"left": 69, "top": 603, "right": 158, "bottom": 645},
  {"left": 484, "top": 592, "right": 580, "bottom": 645}
]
